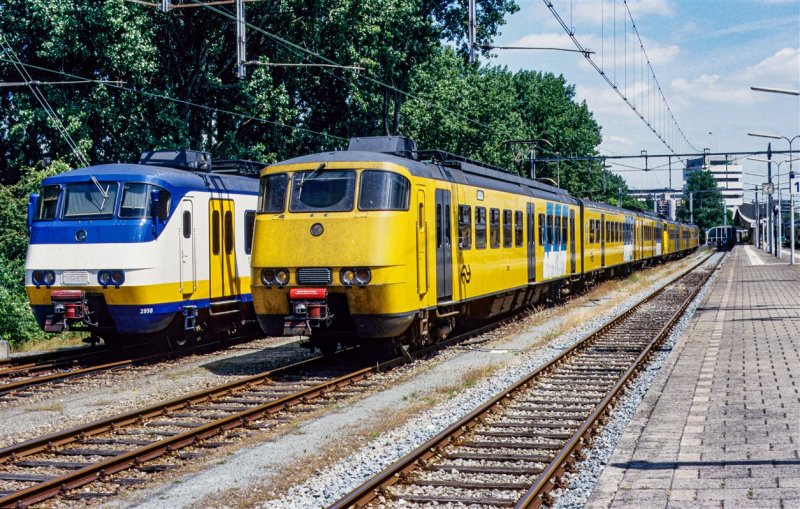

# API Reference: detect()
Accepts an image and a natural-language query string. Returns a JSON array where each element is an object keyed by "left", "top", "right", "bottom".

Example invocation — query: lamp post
[{"left": 748, "top": 132, "right": 800, "bottom": 263}]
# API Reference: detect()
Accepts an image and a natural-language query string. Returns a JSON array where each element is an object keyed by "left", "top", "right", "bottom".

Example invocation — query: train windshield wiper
[
  {"left": 297, "top": 163, "right": 326, "bottom": 199},
  {"left": 91, "top": 175, "right": 111, "bottom": 210}
]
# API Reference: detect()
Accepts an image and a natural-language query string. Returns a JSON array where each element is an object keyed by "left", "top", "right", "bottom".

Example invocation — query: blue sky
[{"left": 487, "top": 0, "right": 800, "bottom": 200}]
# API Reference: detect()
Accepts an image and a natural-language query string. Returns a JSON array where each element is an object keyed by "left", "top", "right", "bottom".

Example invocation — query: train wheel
[{"left": 168, "top": 333, "right": 190, "bottom": 350}]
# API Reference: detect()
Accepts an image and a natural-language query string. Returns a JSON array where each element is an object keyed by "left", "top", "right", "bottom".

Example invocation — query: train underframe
[{"left": 31, "top": 290, "right": 258, "bottom": 350}]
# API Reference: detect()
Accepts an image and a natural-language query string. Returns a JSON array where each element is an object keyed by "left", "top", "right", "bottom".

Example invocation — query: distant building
[{"left": 683, "top": 156, "right": 744, "bottom": 213}]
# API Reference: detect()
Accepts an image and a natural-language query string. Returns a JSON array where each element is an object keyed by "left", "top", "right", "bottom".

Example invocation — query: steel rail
[
  {"left": 515, "top": 254, "right": 720, "bottom": 508},
  {"left": 329, "top": 251, "right": 717, "bottom": 509},
  {"left": 0, "top": 359, "right": 135, "bottom": 396},
  {"left": 0, "top": 353, "right": 376, "bottom": 507}
]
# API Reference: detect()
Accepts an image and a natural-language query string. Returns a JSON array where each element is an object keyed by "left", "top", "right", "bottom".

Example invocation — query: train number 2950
[{"left": 139, "top": 307, "right": 154, "bottom": 314}]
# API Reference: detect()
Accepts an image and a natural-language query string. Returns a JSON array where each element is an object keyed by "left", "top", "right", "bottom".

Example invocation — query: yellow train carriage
[{"left": 251, "top": 137, "right": 580, "bottom": 351}]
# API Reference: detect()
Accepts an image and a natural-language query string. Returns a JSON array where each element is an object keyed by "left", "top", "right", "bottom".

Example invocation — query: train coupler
[
  {"left": 44, "top": 290, "right": 93, "bottom": 332},
  {"left": 283, "top": 288, "right": 333, "bottom": 336}
]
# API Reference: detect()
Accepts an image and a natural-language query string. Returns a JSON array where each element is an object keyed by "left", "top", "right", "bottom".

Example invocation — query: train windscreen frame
[{"left": 290, "top": 170, "right": 355, "bottom": 212}]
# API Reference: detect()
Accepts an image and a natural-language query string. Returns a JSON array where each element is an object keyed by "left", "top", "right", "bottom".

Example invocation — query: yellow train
[{"left": 251, "top": 137, "right": 699, "bottom": 353}]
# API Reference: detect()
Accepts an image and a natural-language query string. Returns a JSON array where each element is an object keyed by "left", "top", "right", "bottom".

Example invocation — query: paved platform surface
[{"left": 587, "top": 245, "right": 800, "bottom": 509}]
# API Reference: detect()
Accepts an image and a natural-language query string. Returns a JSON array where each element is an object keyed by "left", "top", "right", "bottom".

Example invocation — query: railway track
[
  {"left": 0, "top": 336, "right": 263, "bottom": 402},
  {"left": 330, "top": 252, "right": 720, "bottom": 508},
  {"left": 0, "top": 347, "right": 395, "bottom": 506}
]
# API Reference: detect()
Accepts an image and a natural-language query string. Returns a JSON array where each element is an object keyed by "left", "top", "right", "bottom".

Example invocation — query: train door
[
  {"left": 416, "top": 190, "right": 428, "bottom": 296},
  {"left": 434, "top": 189, "right": 453, "bottom": 301},
  {"left": 527, "top": 203, "right": 536, "bottom": 282},
  {"left": 600, "top": 213, "right": 606, "bottom": 267},
  {"left": 569, "top": 208, "right": 576, "bottom": 274},
  {"left": 209, "top": 198, "right": 237, "bottom": 302},
  {"left": 179, "top": 199, "right": 196, "bottom": 294}
]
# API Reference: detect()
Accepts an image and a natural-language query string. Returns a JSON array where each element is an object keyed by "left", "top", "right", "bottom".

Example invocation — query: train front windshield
[
  {"left": 34, "top": 181, "right": 170, "bottom": 221},
  {"left": 258, "top": 169, "right": 410, "bottom": 213}
]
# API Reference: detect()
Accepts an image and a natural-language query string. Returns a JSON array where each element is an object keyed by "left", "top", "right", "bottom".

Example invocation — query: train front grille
[{"left": 296, "top": 267, "right": 332, "bottom": 285}]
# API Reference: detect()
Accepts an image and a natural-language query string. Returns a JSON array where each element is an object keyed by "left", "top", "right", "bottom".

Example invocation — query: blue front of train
[{"left": 25, "top": 164, "right": 188, "bottom": 339}]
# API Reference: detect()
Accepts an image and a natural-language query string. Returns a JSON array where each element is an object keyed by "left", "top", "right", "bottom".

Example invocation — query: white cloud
[
  {"left": 670, "top": 48, "right": 800, "bottom": 105},
  {"left": 740, "top": 47, "right": 800, "bottom": 85}
]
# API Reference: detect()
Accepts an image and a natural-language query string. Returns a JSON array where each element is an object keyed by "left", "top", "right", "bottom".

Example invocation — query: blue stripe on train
[{"left": 31, "top": 293, "right": 253, "bottom": 334}]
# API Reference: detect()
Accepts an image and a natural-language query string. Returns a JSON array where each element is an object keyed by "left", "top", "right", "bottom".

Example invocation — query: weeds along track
[{"left": 330, "top": 252, "right": 720, "bottom": 509}]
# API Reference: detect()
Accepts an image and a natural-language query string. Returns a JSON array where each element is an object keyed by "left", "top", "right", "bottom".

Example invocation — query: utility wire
[
  {"left": 541, "top": 0, "right": 698, "bottom": 154},
  {"left": 0, "top": 56, "right": 346, "bottom": 145},
  {"left": 179, "top": 0, "right": 514, "bottom": 137},
  {"left": 0, "top": 35, "right": 90, "bottom": 167}
]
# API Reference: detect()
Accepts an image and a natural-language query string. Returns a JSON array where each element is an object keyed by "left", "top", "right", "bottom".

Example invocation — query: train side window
[
  {"left": 554, "top": 214, "right": 561, "bottom": 246},
  {"left": 458, "top": 205, "right": 472, "bottom": 249},
  {"left": 588, "top": 220, "right": 593, "bottom": 243},
  {"left": 538, "top": 213, "right": 545, "bottom": 245},
  {"left": 224, "top": 211, "right": 234, "bottom": 254},
  {"left": 212, "top": 210, "right": 220, "bottom": 255},
  {"left": 445, "top": 204, "right": 451, "bottom": 246},
  {"left": 244, "top": 210, "right": 256, "bottom": 254},
  {"left": 475, "top": 206, "right": 487, "bottom": 249},
  {"left": 503, "top": 209, "right": 512, "bottom": 247},
  {"left": 182, "top": 211, "right": 192, "bottom": 239},
  {"left": 490, "top": 208, "right": 500, "bottom": 248},
  {"left": 436, "top": 204, "right": 442, "bottom": 249},
  {"left": 605, "top": 221, "right": 609, "bottom": 242},
  {"left": 514, "top": 210, "right": 523, "bottom": 247},
  {"left": 561, "top": 212, "right": 568, "bottom": 245}
]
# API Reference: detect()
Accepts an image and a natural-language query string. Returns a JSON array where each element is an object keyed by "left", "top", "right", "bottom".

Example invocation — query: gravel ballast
[{"left": 104, "top": 253, "right": 712, "bottom": 509}]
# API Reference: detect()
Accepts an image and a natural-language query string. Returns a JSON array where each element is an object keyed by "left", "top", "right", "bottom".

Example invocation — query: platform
[{"left": 587, "top": 245, "right": 800, "bottom": 508}]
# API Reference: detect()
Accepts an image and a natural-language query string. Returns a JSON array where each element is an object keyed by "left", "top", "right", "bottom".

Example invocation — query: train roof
[
  {"left": 41, "top": 163, "right": 260, "bottom": 195},
  {"left": 271, "top": 140, "right": 580, "bottom": 205}
]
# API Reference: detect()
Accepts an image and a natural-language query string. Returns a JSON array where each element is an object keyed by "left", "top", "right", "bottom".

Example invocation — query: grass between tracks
[{"left": 11, "top": 331, "right": 88, "bottom": 353}]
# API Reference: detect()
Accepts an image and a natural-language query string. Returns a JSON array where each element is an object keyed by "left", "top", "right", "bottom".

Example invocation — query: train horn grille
[{"left": 296, "top": 267, "right": 332, "bottom": 285}]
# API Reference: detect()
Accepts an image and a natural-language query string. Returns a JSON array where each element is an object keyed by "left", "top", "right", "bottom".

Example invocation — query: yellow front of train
[{"left": 251, "top": 150, "right": 424, "bottom": 352}]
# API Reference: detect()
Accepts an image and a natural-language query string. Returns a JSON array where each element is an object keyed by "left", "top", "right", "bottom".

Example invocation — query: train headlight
[
  {"left": 32, "top": 270, "right": 43, "bottom": 288},
  {"left": 355, "top": 268, "right": 371, "bottom": 286},
  {"left": 111, "top": 270, "right": 125, "bottom": 288},
  {"left": 340, "top": 269, "right": 355, "bottom": 286},
  {"left": 98, "top": 270, "right": 112, "bottom": 288},
  {"left": 275, "top": 269, "right": 289, "bottom": 286},
  {"left": 43, "top": 271, "right": 56, "bottom": 287},
  {"left": 260, "top": 268, "right": 275, "bottom": 287}
]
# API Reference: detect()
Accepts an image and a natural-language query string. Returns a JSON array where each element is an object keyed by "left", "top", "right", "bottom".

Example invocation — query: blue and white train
[{"left": 25, "top": 150, "right": 263, "bottom": 348}]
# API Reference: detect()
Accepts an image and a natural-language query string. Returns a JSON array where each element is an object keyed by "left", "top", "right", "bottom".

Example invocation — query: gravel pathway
[{"left": 103, "top": 253, "right": 708, "bottom": 509}]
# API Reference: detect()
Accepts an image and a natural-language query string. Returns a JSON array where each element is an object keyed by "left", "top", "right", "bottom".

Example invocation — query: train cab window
[
  {"left": 514, "top": 211, "right": 523, "bottom": 247},
  {"left": 244, "top": 210, "right": 255, "bottom": 254},
  {"left": 290, "top": 169, "right": 355, "bottom": 212},
  {"left": 503, "top": 209, "right": 512, "bottom": 247},
  {"left": 359, "top": 171, "right": 410, "bottom": 210},
  {"left": 36, "top": 185, "right": 61, "bottom": 220},
  {"left": 182, "top": 211, "right": 192, "bottom": 239},
  {"left": 458, "top": 205, "right": 472, "bottom": 249},
  {"left": 62, "top": 181, "right": 119, "bottom": 219},
  {"left": 212, "top": 210, "right": 220, "bottom": 255},
  {"left": 224, "top": 210, "right": 234, "bottom": 254},
  {"left": 475, "top": 206, "right": 487, "bottom": 248},
  {"left": 258, "top": 173, "right": 289, "bottom": 213},
  {"left": 490, "top": 208, "right": 500, "bottom": 248}
]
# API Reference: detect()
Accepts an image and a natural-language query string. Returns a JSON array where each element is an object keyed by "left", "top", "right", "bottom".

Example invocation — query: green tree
[{"left": 676, "top": 169, "right": 725, "bottom": 238}]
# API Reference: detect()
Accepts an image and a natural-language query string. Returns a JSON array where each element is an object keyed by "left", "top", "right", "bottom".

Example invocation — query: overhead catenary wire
[
  {"left": 0, "top": 34, "right": 90, "bottom": 167},
  {"left": 541, "top": 0, "right": 698, "bottom": 155},
  {"left": 0, "top": 56, "right": 346, "bottom": 145}
]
